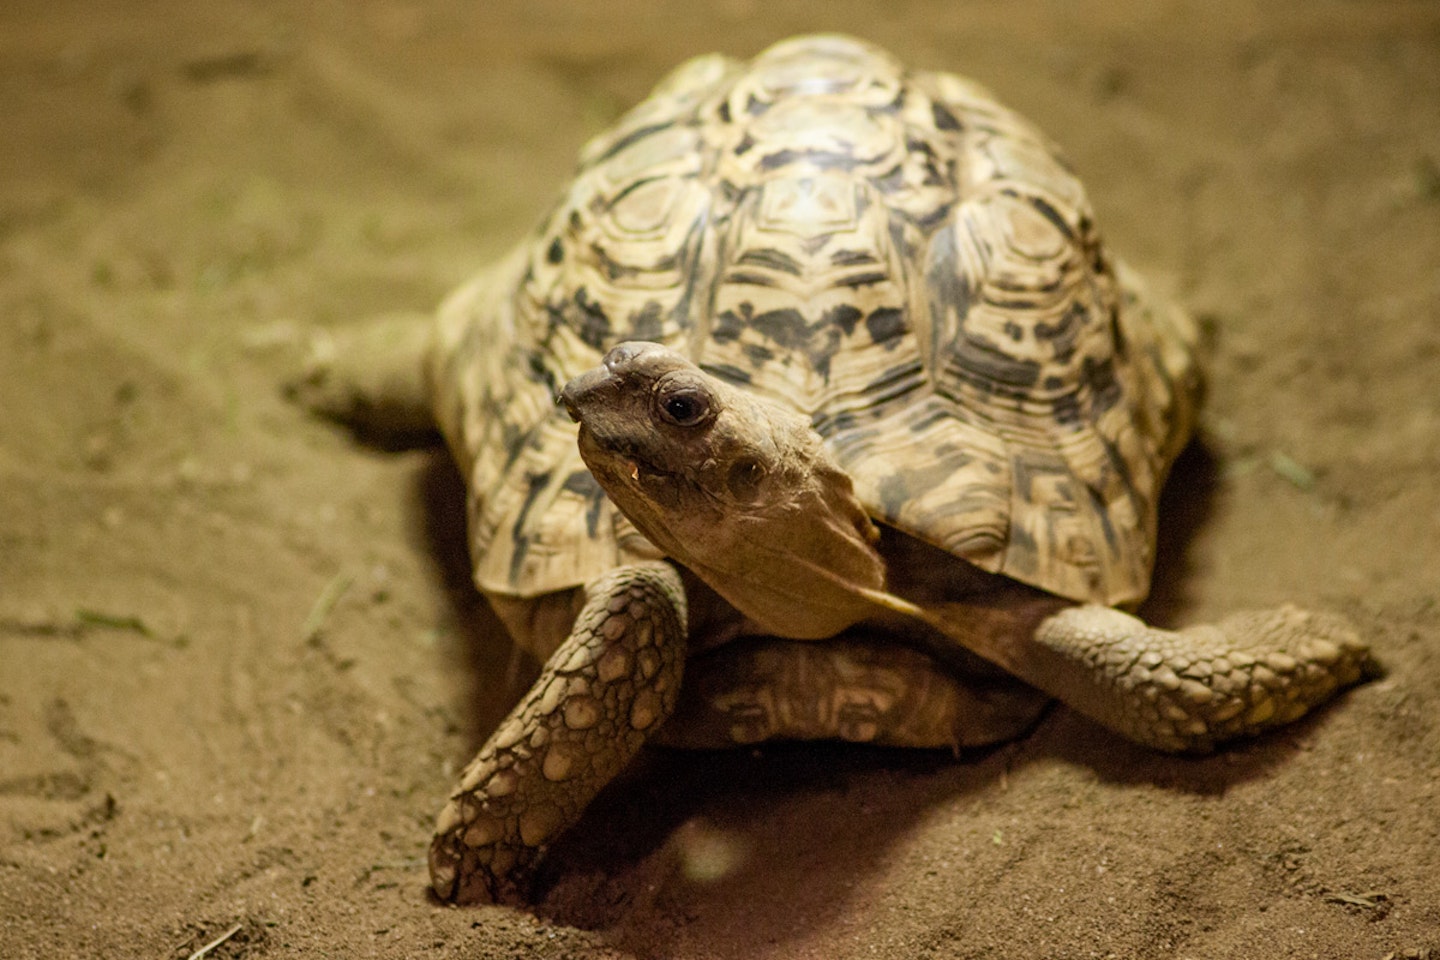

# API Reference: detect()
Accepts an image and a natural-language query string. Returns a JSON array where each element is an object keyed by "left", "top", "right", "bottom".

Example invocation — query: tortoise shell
[{"left": 428, "top": 34, "right": 1202, "bottom": 609}]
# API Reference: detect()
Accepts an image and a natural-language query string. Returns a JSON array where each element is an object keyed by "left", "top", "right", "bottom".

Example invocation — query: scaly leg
[
  {"left": 429, "top": 561, "right": 687, "bottom": 903},
  {"left": 1020, "top": 604, "right": 1374, "bottom": 752}
]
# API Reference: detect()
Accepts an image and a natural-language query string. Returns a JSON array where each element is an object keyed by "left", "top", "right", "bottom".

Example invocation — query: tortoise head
[{"left": 560, "top": 341, "right": 888, "bottom": 638}]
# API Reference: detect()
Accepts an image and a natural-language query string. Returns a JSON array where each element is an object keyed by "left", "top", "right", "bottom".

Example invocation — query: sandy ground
[{"left": 3, "top": 1, "right": 1439, "bottom": 957}]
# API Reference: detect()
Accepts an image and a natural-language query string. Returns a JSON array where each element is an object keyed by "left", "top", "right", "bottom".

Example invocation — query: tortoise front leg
[
  {"left": 429, "top": 561, "right": 687, "bottom": 904},
  {"left": 1020, "top": 605, "right": 1374, "bottom": 752}
]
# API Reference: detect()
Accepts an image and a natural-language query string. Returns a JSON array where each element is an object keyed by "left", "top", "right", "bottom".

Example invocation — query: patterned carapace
[{"left": 427, "top": 34, "right": 1201, "bottom": 608}]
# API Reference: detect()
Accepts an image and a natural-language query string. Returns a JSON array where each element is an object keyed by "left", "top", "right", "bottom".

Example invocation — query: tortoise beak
[{"left": 558, "top": 365, "right": 618, "bottom": 424}]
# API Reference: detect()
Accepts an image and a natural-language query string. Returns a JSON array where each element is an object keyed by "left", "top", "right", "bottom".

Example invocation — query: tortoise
[{"left": 293, "top": 34, "right": 1372, "bottom": 905}]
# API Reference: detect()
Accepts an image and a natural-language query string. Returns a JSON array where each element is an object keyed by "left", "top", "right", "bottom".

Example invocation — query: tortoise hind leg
[
  {"left": 285, "top": 313, "right": 436, "bottom": 437},
  {"left": 1020, "top": 604, "right": 1375, "bottom": 752},
  {"left": 655, "top": 637, "right": 1050, "bottom": 752},
  {"left": 429, "top": 561, "right": 687, "bottom": 904}
]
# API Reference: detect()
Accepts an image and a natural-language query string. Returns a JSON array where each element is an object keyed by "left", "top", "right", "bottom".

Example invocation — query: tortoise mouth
[
  {"left": 570, "top": 420, "right": 665, "bottom": 495},
  {"left": 561, "top": 361, "right": 665, "bottom": 481}
]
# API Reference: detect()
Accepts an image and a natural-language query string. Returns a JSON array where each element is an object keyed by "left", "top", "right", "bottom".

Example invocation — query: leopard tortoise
[{"left": 294, "top": 34, "right": 1373, "bottom": 904}]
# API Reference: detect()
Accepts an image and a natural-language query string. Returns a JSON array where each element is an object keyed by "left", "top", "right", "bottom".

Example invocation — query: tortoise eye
[
  {"left": 655, "top": 377, "right": 714, "bottom": 428},
  {"left": 660, "top": 390, "right": 709, "bottom": 427}
]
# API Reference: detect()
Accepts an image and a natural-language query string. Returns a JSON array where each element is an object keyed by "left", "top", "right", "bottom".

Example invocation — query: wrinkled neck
[
  {"left": 696, "top": 468, "right": 888, "bottom": 639},
  {"left": 621, "top": 436, "right": 892, "bottom": 640}
]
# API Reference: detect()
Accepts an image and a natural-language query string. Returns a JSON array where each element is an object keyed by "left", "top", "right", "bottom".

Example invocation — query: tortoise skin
[{"left": 428, "top": 34, "right": 1201, "bottom": 624}]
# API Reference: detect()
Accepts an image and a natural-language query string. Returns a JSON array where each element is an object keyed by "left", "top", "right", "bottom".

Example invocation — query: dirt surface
[{"left": 3, "top": 1, "right": 1439, "bottom": 957}]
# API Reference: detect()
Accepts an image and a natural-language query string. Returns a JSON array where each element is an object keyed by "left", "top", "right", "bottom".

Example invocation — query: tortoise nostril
[
  {"left": 603, "top": 340, "right": 664, "bottom": 373},
  {"left": 603, "top": 343, "right": 639, "bottom": 371}
]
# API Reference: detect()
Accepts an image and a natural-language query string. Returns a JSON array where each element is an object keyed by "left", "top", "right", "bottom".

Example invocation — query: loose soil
[{"left": 3, "top": 1, "right": 1438, "bottom": 958}]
